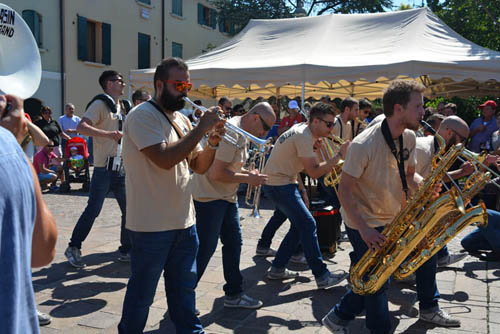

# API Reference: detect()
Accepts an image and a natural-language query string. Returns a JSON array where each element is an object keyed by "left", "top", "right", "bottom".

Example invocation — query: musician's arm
[
  {"left": 406, "top": 164, "right": 423, "bottom": 191},
  {"left": 27, "top": 121, "right": 49, "bottom": 147},
  {"left": 338, "top": 173, "right": 368, "bottom": 231},
  {"left": 77, "top": 117, "right": 119, "bottom": 140},
  {"left": 207, "top": 159, "right": 266, "bottom": 186}
]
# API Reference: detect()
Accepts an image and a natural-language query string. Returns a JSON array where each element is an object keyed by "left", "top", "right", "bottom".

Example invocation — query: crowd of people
[{"left": 2, "top": 56, "right": 500, "bottom": 334}]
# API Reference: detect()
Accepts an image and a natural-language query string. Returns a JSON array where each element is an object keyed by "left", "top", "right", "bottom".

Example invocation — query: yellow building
[{"left": 4, "top": 0, "right": 230, "bottom": 118}]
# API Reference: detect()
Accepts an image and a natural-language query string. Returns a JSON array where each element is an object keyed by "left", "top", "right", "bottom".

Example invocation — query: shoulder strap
[
  {"left": 121, "top": 99, "right": 132, "bottom": 114},
  {"left": 381, "top": 119, "right": 409, "bottom": 198},
  {"left": 86, "top": 94, "right": 117, "bottom": 113},
  {"left": 335, "top": 115, "right": 343, "bottom": 138}
]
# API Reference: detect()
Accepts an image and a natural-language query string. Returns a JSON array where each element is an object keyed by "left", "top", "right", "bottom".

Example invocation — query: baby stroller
[{"left": 59, "top": 137, "right": 91, "bottom": 192}]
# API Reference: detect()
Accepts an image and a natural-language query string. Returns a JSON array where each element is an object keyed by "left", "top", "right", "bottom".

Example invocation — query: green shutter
[
  {"left": 218, "top": 16, "right": 224, "bottom": 32},
  {"left": 102, "top": 23, "right": 111, "bottom": 65},
  {"left": 172, "top": 42, "right": 182, "bottom": 58},
  {"left": 22, "top": 10, "right": 41, "bottom": 46},
  {"left": 33, "top": 12, "right": 41, "bottom": 47},
  {"left": 210, "top": 9, "right": 217, "bottom": 29},
  {"left": 173, "top": 0, "right": 182, "bottom": 16},
  {"left": 197, "top": 3, "right": 203, "bottom": 25},
  {"left": 77, "top": 15, "right": 87, "bottom": 61},
  {"left": 138, "top": 33, "right": 151, "bottom": 69}
]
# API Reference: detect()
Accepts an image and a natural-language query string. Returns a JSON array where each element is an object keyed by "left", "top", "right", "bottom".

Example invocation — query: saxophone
[{"left": 350, "top": 126, "right": 469, "bottom": 295}]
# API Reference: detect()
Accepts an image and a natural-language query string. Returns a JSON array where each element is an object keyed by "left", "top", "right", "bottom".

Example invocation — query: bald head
[
  {"left": 248, "top": 102, "right": 276, "bottom": 124},
  {"left": 439, "top": 116, "right": 469, "bottom": 139}
]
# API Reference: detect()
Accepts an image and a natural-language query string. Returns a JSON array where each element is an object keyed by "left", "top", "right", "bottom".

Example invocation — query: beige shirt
[
  {"left": 193, "top": 117, "right": 248, "bottom": 203},
  {"left": 415, "top": 136, "right": 435, "bottom": 178},
  {"left": 264, "top": 123, "right": 316, "bottom": 185},
  {"left": 83, "top": 99, "right": 123, "bottom": 167},
  {"left": 332, "top": 115, "right": 353, "bottom": 141},
  {"left": 122, "top": 101, "right": 202, "bottom": 232},
  {"left": 340, "top": 121, "right": 417, "bottom": 229}
]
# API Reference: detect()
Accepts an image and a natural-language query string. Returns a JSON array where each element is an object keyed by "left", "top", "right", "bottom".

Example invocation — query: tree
[{"left": 209, "top": 0, "right": 393, "bottom": 35}]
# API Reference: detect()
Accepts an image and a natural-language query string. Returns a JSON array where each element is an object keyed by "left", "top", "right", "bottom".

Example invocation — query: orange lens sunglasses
[{"left": 164, "top": 80, "right": 193, "bottom": 92}]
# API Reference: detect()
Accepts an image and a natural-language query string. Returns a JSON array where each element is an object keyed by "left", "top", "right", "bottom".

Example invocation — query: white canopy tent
[{"left": 130, "top": 7, "right": 500, "bottom": 101}]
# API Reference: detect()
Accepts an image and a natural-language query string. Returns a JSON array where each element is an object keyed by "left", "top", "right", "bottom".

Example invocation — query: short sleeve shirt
[
  {"left": 34, "top": 118, "right": 63, "bottom": 146},
  {"left": 468, "top": 117, "right": 499, "bottom": 153},
  {"left": 415, "top": 136, "right": 435, "bottom": 178},
  {"left": 122, "top": 101, "right": 202, "bottom": 232},
  {"left": 193, "top": 117, "right": 248, "bottom": 203},
  {"left": 332, "top": 116, "right": 353, "bottom": 141},
  {"left": 33, "top": 149, "right": 57, "bottom": 174},
  {"left": 58, "top": 115, "right": 81, "bottom": 138},
  {"left": 279, "top": 114, "right": 303, "bottom": 129},
  {"left": 83, "top": 99, "right": 123, "bottom": 167},
  {"left": 264, "top": 123, "right": 316, "bottom": 185},
  {"left": 340, "top": 121, "right": 417, "bottom": 228}
]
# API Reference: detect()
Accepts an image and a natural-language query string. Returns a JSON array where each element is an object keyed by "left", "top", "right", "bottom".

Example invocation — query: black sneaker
[{"left": 64, "top": 246, "right": 85, "bottom": 268}]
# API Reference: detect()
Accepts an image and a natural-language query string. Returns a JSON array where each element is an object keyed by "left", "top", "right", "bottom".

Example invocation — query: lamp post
[{"left": 293, "top": 0, "right": 307, "bottom": 18}]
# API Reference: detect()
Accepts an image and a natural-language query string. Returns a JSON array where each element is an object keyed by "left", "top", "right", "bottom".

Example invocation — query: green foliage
[
  {"left": 431, "top": 0, "right": 500, "bottom": 52},
  {"left": 307, "top": 0, "right": 393, "bottom": 15},
  {"left": 425, "top": 96, "right": 499, "bottom": 125}
]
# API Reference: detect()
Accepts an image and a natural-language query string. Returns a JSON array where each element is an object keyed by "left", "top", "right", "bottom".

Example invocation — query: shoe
[
  {"left": 322, "top": 314, "right": 350, "bottom": 334},
  {"left": 117, "top": 252, "right": 130, "bottom": 262},
  {"left": 224, "top": 294, "right": 263, "bottom": 309},
  {"left": 393, "top": 273, "right": 416, "bottom": 284},
  {"left": 49, "top": 185, "right": 59, "bottom": 193},
  {"left": 419, "top": 308, "right": 461, "bottom": 327},
  {"left": 437, "top": 252, "right": 467, "bottom": 267},
  {"left": 289, "top": 254, "right": 308, "bottom": 265},
  {"left": 479, "top": 251, "right": 500, "bottom": 262},
  {"left": 266, "top": 268, "right": 299, "bottom": 280},
  {"left": 37, "top": 310, "right": 52, "bottom": 326},
  {"left": 317, "top": 270, "right": 348, "bottom": 290},
  {"left": 255, "top": 246, "right": 277, "bottom": 257},
  {"left": 64, "top": 246, "right": 85, "bottom": 268},
  {"left": 195, "top": 308, "right": 201, "bottom": 316}
]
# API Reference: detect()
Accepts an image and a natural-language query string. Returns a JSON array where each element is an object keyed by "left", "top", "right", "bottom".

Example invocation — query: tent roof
[{"left": 130, "top": 7, "right": 500, "bottom": 99}]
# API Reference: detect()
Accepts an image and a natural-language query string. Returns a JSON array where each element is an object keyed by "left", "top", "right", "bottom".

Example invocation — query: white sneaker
[
  {"left": 322, "top": 314, "right": 350, "bottom": 334},
  {"left": 37, "top": 310, "right": 51, "bottom": 326},
  {"left": 437, "top": 252, "right": 467, "bottom": 267},
  {"left": 266, "top": 268, "right": 299, "bottom": 280},
  {"left": 316, "top": 270, "right": 348, "bottom": 290},
  {"left": 419, "top": 308, "right": 461, "bottom": 327}
]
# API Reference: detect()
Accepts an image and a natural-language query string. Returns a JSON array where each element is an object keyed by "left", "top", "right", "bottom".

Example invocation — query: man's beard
[
  {"left": 159, "top": 85, "right": 185, "bottom": 111},
  {"left": 445, "top": 134, "right": 458, "bottom": 151}
]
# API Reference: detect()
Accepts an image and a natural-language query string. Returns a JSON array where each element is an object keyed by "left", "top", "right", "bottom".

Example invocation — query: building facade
[{"left": 3, "top": 0, "right": 230, "bottom": 118}]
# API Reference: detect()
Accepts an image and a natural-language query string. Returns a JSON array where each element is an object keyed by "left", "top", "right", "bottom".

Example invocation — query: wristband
[{"left": 207, "top": 142, "right": 219, "bottom": 150}]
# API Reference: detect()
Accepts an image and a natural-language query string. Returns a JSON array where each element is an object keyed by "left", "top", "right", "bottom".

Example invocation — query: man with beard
[
  {"left": 322, "top": 80, "right": 453, "bottom": 334},
  {"left": 65, "top": 70, "right": 131, "bottom": 268},
  {"left": 118, "top": 57, "right": 224, "bottom": 334}
]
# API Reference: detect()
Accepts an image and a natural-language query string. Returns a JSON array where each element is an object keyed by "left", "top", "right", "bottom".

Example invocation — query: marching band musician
[
  {"left": 262, "top": 102, "right": 349, "bottom": 288},
  {"left": 192, "top": 102, "right": 275, "bottom": 310},
  {"left": 332, "top": 97, "right": 359, "bottom": 141},
  {"left": 119, "top": 57, "right": 224, "bottom": 334},
  {"left": 322, "top": 80, "right": 458, "bottom": 334}
]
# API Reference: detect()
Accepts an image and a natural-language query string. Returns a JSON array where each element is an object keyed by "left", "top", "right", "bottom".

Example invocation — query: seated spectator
[
  {"left": 33, "top": 145, "right": 64, "bottom": 191},
  {"left": 469, "top": 100, "right": 498, "bottom": 152},
  {"left": 68, "top": 146, "right": 85, "bottom": 174},
  {"left": 461, "top": 209, "right": 500, "bottom": 262},
  {"left": 131, "top": 89, "right": 151, "bottom": 106}
]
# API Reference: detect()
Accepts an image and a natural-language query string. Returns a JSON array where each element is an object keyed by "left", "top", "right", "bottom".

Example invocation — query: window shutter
[
  {"left": 210, "top": 9, "right": 217, "bottom": 29},
  {"left": 22, "top": 10, "right": 35, "bottom": 32},
  {"left": 218, "top": 16, "right": 224, "bottom": 32},
  {"left": 197, "top": 3, "right": 203, "bottom": 25},
  {"left": 77, "top": 15, "right": 87, "bottom": 61},
  {"left": 173, "top": 0, "right": 182, "bottom": 16},
  {"left": 138, "top": 33, "right": 151, "bottom": 69},
  {"left": 33, "top": 12, "right": 41, "bottom": 47},
  {"left": 102, "top": 23, "right": 111, "bottom": 65}
]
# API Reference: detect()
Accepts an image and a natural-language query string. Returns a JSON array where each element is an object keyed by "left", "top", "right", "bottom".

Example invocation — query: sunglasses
[
  {"left": 164, "top": 80, "right": 193, "bottom": 92},
  {"left": 318, "top": 118, "right": 335, "bottom": 128},
  {"left": 109, "top": 78, "right": 125, "bottom": 84},
  {"left": 255, "top": 113, "right": 271, "bottom": 131},
  {"left": 451, "top": 129, "right": 467, "bottom": 143}
]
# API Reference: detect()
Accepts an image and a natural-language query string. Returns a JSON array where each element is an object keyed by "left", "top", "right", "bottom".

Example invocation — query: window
[
  {"left": 197, "top": 3, "right": 216, "bottom": 29},
  {"left": 172, "top": 0, "right": 182, "bottom": 16},
  {"left": 22, "top": 10, "right": 42, "bottom": 47},
  {"left": 137, "top": 0, "right": 151, "bottom": 5},
  {"left": 218, "top": 17, "right": 234, "bottom": 34},
  {"left": 77, "top": 15, "right": 111, "bottom": 65},
  {"left": 172, "top": 42, "right": 183, "bottom": 58},
  {"left": 138, "top": 33, "right": 150, "bottom": 69}
]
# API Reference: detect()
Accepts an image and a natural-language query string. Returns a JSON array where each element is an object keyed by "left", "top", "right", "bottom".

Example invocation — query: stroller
[{"left": 59, "top": 136, "right": 91, "bottom": 192}]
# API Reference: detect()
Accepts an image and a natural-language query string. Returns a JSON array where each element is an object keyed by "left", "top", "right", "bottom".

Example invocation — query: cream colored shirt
[
  {"left": 83, "top": 99, "right": 123, "bottom": 167},
  {"left": 340, "top": 121, "right": 417, "bottom": 229},
  {"left": 332, "top": 115, "right": 353, "bottom": 141},
  {"left": 122, "top": 101, "right": 202, "bottom": 232},
  {"left": 264, "top": 123, "right": 316, "bottom": 185},
  {"left": 415, "top": 136, "right": 435, "bottom": 178},
  {"left": 193, "top": 117, "right": 248, "bottom": 203}
]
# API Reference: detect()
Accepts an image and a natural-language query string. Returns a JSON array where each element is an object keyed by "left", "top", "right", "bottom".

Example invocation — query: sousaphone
[{"left": 0, "top": 3, "right": 41, "bottom": 98}]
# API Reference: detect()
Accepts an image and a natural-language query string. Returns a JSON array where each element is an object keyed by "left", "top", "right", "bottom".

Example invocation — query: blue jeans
[
  {"left": 461, "top": 209, "right": 500, "bottom": 253},
  {"left": 332, "top": 226, "right": 391, "bottom": 334},
  {"left": 69, "top": 167, "right": 130, "bottom": 254},
  {"left": 257, "top": 208, "right": 303, "bottom": 255},
  {"left": 415, "top": 253, "right": 440, "bottom": 311},
  {"left": 263, "top": 184, "right": 328, "bottom": 279},
  {"left": 194, "top": 200, "right": 243, "bottom": 297},
  {"left": 118, "top": 225, "right": 204, "bottom": 334}
]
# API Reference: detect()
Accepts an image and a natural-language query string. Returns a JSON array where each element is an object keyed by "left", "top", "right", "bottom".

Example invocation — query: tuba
[
  {"left": 350, "top": 121, "right": 488, "bottom": 295},
  {"left": 0, "top": 3, "right": 42, "bottom": 99}
]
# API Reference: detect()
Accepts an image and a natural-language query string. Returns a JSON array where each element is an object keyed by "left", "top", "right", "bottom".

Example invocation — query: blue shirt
[
  {"left": 0, "top": 127, "right": 38, "bottom": 334},
  {"left": 58, "top": 115, "right": 81, "bottom": 138},
  {"left": 468, "top": 117, "right": 498, "bottom": 152}
]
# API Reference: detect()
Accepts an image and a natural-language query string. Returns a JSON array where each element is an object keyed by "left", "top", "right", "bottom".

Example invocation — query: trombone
[{"left": 184, "top": 97, "right": 273, "bottom": 218}]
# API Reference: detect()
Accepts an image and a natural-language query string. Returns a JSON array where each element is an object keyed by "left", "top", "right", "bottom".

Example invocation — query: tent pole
[{"left": 301, "top": 81, "right": 305, "bottom": 110}]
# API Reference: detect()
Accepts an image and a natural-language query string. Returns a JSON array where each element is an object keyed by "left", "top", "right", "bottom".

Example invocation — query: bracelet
[{"left": 207, "top": 142, "right": 219, "bottom": 150}]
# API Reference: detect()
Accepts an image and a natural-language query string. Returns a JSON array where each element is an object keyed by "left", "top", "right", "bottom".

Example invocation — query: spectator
[
  {"left": 35, "top": 106, "right": 71, "bottom": 158},
  {"left": 218, "top": 96, "right": 232, "bottom": 118},
  {"left": 490, "top": 113, "right": 500, "bottom": 154},
  {"left": 461, "top": 209, "right": 500, "bottom": 262},
  {"left": 277, "top": 100, "right": 304, "bottom": 136},
  {"left": 131, "top": 89, "right": 151, "bottom": 106},
  {"left": 58, "top": 103, "right": 81, "bottom": 156},
  {"left": 468, "top": 100, "right": 498, "bottom": 152},
  {"left": 443, "top": 103, "right": 457, "bottom": 116},
  {"left": 423, "top": 113, "right": 445, "bottom": 136},
  {"left": 33, "top": 145, "right": 65, "bottom": 191},
  {"left": 231, "top": 103, "right": 246, "bottom": 117},
  {"left": 0, "top": 94, "right": 57, "bottom": 334},
  {"left": 437, "top": 101, "right": 446, "bottom": 114}
]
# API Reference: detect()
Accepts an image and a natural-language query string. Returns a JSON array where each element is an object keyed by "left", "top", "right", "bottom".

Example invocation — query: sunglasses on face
[
  {"left": 318, "top": 118, "right": 335, "bottom": 128},
  {"left": 109, "top": 78, "right": 125, "bottom": 84},
  {"left": 255, "top": 113, "right": 271, "bottom": 131},
  {"left": 164, "top": 80, "right": 193, "bottom": 92}
]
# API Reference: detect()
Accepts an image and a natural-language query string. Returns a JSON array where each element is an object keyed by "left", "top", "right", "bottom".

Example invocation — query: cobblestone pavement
[{"left": 34, "top": 188, "right": 500, "bottom": 334}]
